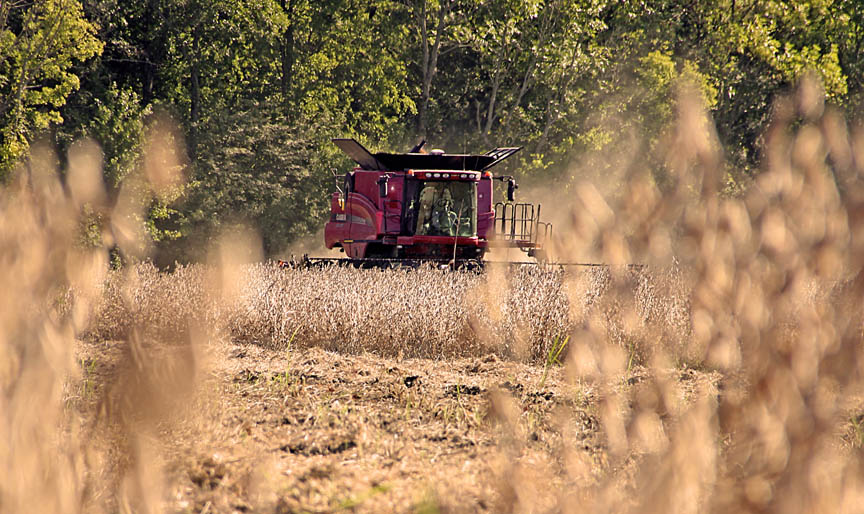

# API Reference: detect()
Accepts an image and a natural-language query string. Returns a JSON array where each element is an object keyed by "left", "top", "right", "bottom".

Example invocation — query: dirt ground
[{"left": 73, "top": 336, "right": 722, "bottom": 513}]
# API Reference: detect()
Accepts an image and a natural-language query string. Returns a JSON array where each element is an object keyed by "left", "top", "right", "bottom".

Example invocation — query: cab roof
[{"left": 333, "top": 138, "right": 520, "bottom": 172}]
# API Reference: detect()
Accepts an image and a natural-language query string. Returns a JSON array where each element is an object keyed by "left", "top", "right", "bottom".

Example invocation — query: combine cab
[{"left": 312, "top": 138, "right": 550, "bottom": 268}]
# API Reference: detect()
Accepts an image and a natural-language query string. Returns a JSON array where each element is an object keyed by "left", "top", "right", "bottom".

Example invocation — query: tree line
[{"left": 2, "top": 0, "right": 862, "bottom": 261}]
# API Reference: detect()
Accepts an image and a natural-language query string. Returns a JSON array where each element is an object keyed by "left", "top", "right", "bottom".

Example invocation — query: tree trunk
[
  {"left": 142, "top": 0, "right": 159, "bottom": 106},
  {"left": 416, "top": 1, "right": 430, "bottom": 137},
  {"left": 280, "top": 0, "right": 296, "bottom": 106},
  {"left": 482, "top": 66, "right": 502, "bottom": 145},
  {"left": 502, "top": 1, "right": 559, "bottom": 136},
  {"left": 414, "top": 0, "right": 452, "bottom": 138},
  {"left": 189, "top": 27, "right": 201, "bottom": 161},
  {"left": 537, "top": 44, "right": 578, "bottom": 155}
]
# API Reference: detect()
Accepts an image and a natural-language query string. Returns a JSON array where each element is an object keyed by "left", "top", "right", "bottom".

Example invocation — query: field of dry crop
[{"left": 4, "top": 81, "right": 864, "bottom": 513}]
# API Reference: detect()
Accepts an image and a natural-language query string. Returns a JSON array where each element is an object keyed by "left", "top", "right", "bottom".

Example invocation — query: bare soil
[{"left": 75, "top": 337, "right": 721, "bottom": 513}]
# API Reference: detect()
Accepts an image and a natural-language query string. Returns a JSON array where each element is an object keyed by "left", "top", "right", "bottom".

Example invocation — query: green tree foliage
[
  {"left": 185, "top": 101, "right": 328, "bottom": 255},
  {"left": 287, "top": 0, "right": 415, "bottom": 139},
  {"left": 698, "top": 0, "right": 848, "bottom": 170},
  {"left": 0, "top": 0, "right": 102, "bottom": 178},
  {"left": 60, "top": 83, "right": 151, "bottom": 187},
  {"left": 2, "top": 0, "right": 861, "bottom": 259}
]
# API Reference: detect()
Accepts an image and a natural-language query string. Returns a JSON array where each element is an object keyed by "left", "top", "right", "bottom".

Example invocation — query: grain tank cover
[{"left": 333, "top": 138, "right": 520, "bottom": 172}]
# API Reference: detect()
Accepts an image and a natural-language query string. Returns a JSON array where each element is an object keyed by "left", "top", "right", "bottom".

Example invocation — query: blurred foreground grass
[{"left": 3, "top": 80, "right": 864, "bottom": 512}]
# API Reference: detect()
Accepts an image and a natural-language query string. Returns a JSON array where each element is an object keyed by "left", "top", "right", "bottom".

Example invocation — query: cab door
[
  {"left": 380, "top": 175, "right": 403, "bottom": 235},
  {"left": 400, "top": 177, "right": 423, "bottom": 235}
]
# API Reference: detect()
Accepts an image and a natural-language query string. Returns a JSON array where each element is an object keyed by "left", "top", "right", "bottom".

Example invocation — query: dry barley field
[{"left": 4, "top": 84, "right": 864, "bottom": 513}]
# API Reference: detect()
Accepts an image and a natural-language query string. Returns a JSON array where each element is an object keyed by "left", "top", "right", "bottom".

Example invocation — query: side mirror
[
  {"left": 378, "top": 176, "right": 389, "bottom": 198},
  {"left": 507, "top": 178, "right": 517, "bottom": 202}
]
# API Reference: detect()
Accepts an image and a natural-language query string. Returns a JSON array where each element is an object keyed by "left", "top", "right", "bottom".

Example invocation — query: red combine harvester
[{"left": 285, "top": 138, "right": 552, "bottom": 269}]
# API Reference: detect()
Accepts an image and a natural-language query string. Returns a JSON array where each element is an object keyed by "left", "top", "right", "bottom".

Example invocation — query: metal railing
[
  {"left": 493, "top": 202, "right": 539, "bottom": 242},
  {"left": 535, "top": 220, "right": 553, "bottom": 245}
]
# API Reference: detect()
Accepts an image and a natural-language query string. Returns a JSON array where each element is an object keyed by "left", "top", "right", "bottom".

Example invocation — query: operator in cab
[
  {"left": 431, "top": 187, "right": 455, "bottom": 235},
  {"left": 416, "top": 183, "right": 457, "bottom": 236}
]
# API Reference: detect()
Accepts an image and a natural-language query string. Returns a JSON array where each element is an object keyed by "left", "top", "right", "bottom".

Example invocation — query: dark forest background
[{"left": 2, "top": 0, "right": 862, "bottom": 261}]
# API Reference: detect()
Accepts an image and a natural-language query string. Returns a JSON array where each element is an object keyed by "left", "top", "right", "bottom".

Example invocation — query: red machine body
[{"left": 324, "top": 139, "right": 548, "bottom": 263}]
